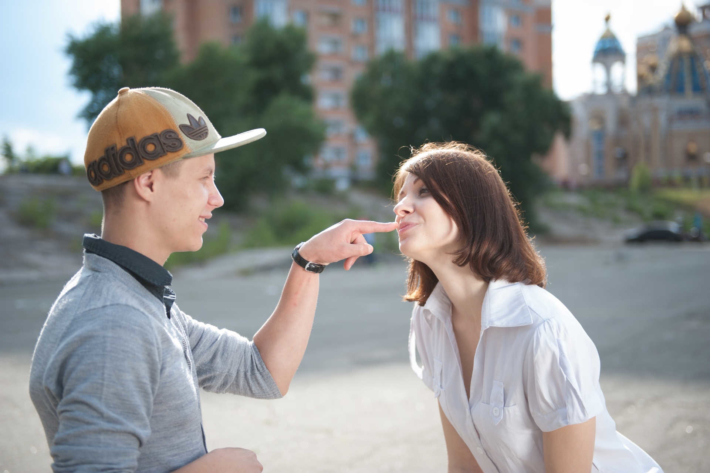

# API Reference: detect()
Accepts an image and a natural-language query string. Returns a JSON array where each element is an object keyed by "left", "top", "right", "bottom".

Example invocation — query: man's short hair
[{"left": 101, "top": 159, "right": 185, "bottom": 213}]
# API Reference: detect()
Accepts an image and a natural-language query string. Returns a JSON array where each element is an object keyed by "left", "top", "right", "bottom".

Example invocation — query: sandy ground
[{"left": 1, "top": 244, "right": 709, "bottom": 472}]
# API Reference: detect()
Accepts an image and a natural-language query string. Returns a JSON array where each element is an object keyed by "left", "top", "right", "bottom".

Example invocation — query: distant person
[
  {"left": 359, "top": 215, "right": 377, "bottom": 265},
  {"left": 29, "top": 87, "right": 397, "bottom": 472},
  {"left": 693, "top": 211, "right": 703, "bottom": 234},
  {"left": 395, "top": 143, "right": 663, "bottom": 472},
  {"left": 58, "top": 158, "right": 72, "bottom": 176},
  {"left": 363, "top": 231, "right": 376, "bottom": 265}
]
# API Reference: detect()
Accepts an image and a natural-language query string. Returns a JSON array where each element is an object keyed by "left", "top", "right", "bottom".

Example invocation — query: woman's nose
[{"left": 393, "top": 198, "right": 412, "bottom": 218}]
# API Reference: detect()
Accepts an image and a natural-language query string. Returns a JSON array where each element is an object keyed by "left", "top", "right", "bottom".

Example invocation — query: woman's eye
[{"left": 418, "top": 187, "right": 429, "bottom": 196}]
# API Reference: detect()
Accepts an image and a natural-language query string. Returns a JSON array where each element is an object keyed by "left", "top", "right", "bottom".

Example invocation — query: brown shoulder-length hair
[{"left": 393, "top": 142, "right": 546, "bottom": 305}]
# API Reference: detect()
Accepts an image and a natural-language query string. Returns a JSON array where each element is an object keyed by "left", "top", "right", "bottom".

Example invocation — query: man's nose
[{"left": 209, "top": 184, "right": 225, "bottom": 209}]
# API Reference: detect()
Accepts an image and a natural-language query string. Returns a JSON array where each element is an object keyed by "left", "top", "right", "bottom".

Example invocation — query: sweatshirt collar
[{"left": 82, "top": 233, "right": 172, "bottom": 288}]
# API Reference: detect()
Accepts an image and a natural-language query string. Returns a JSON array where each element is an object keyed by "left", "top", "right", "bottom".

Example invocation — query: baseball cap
[{"left": 83, "top": 87, "right": 266, "bottom": 191}]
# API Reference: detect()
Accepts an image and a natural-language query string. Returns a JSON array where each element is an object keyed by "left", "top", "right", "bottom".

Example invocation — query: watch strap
[{"left": 292, "top": 242, "right": 326, "bottom": 273}]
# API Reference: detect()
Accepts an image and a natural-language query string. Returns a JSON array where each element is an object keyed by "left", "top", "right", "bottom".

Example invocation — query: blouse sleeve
[
  {"left": 409, "top": 309, "right": 436, "bottom": 393},
  {"left": 525, "top": 318, "right": 605, "bottom": 432}
]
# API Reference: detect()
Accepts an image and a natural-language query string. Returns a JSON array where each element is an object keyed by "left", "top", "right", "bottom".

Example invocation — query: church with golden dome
[{"left": 553, "top": 4, "right": 710, "bottom": 187}]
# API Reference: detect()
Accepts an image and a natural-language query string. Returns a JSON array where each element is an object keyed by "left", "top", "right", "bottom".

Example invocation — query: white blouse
[{"left": 409, "top": 279, "right": 663, "bottom": 473}]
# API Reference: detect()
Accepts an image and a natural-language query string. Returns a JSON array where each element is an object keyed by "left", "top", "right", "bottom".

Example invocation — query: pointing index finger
[{"left": 351, "top": 220, "right": 399, "bottom": 234}]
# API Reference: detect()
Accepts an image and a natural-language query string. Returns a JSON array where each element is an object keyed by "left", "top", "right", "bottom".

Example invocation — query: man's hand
[
  {"left": 173, "top": 447, "right": 263, "bottom": 472},
  {"left": 253, "top": 219, "right": 398, "bottom": 396},
  {"left": 298, "top": 219, "right": 398, "bottom": 270}
]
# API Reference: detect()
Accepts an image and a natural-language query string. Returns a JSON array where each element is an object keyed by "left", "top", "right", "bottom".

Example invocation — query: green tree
[
  {"left": 629, "top": 162, "right": 652, "bottom": 193},
  {"left": 166, "top": 21, "right": 324, "bottom": 209},
  {"left": 66, "top": 12, "right": 180, "bottom": 124},
  {"left": 66, "top": 16, "right": 324, "bottom": 210},
  {"left": 352, "top": 47, "right": 570, "bottom": 221},
  {"left": 2, "top": 136, "right": 17, "bottom": 168}
]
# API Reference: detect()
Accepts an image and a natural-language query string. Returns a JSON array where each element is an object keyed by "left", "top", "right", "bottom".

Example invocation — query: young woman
[{"left": 396, "top": 143, "right": 663, "bottom": 473}]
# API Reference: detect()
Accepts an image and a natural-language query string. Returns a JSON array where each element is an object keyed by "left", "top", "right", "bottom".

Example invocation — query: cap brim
[{"left": 182, "top": 128, "right": 266, "bottom": 159}]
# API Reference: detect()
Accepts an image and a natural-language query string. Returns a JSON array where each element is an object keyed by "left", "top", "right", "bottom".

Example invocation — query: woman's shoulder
[{"left": 518, "top": 283, "right": 587, "bottom": 338}]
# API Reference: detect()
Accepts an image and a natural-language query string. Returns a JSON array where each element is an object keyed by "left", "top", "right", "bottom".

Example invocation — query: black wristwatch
[{"left": 292, "top": 242, "right": 326, "bottom": 274}]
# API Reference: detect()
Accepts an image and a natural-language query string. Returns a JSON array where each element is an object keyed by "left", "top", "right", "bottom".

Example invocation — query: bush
[
  {"left": 629, "top": 163, "right": 652, "bottom": 193},
  {"left": 309, "top": 178, "right": 336, "bottom": 196},
  {"left": 650, "top": 201, "right": 673, "bottom": 220},
  {"left": 243, "top": 200, "right": 343, "bottom": 248},
  {"left": 16, "top": 197, "right": 55, "bottom": 229}
]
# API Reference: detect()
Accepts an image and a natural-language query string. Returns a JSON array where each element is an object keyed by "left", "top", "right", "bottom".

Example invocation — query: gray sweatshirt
[{"left": 29, "top": 253, "right": 282, "bottom": 472}]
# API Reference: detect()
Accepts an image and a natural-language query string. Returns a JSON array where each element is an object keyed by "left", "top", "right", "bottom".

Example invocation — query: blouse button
[{"left": 493, "top": 407, "right": 500, "bottom": 417}]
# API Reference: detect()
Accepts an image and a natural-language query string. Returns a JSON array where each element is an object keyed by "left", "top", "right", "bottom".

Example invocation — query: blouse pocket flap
[{"left": 490, "top": 380, "right": 505, "bottom": 425}]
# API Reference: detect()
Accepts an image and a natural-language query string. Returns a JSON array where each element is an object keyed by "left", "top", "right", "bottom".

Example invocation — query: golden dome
[
  {"left": 675, "top": 4, "right": 695, "bottom": 28},
  {"left": 601, "top": 13, "right": 615, "bottom": 39},
  {"left": 667, "top": 35, "right": 695, "bottom": 57}
]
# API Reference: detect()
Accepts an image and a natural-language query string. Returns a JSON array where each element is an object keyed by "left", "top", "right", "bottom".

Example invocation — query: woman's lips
[{"left": 397, "top": 222, "right": 417, "bottom": 235}]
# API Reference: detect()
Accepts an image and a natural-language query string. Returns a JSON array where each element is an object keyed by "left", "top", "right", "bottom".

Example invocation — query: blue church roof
[
  {"left": 593, "top": 34, "right": 625, "bottom": 60},
  {"left": 662, "top": 52, "right": 710, "bottom": 95}
]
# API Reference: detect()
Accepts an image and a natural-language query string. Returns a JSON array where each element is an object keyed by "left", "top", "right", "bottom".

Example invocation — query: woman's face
[{"left": 393, "top": 172, "right": 460, "bottom": 262}]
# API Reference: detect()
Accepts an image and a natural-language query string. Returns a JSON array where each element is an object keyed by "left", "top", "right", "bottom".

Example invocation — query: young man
[{"left": 29, "top": 87, "right": 397, "bottom": 472}]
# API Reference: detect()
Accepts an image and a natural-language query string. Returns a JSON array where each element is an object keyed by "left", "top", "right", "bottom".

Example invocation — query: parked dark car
[{"left": 625, "top": 221, "right": 685, "bottom": 243}]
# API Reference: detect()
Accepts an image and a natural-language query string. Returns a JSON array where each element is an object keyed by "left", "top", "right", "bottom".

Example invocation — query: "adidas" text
[{"left": 87, "top": 129, "right": 184, "bottom": 187}]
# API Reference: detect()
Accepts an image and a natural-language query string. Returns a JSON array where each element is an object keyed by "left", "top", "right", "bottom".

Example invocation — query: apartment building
[{"left": 122, "top": 0, "right": 552, "bottom": 183}]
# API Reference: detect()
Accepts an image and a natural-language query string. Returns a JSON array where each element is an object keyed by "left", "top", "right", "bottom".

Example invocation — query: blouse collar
[{"left": 422, "top": 279, "right": 533, "bottom": 330}]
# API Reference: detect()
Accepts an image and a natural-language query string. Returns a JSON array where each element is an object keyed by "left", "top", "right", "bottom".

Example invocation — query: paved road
[{"left": 1, "top": 244, "right": 709, "bottom": 472}]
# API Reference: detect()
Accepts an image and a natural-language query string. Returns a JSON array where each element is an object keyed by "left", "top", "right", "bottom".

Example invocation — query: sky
[{"left": 0, "top": 0, "right": 702, "bottom": 165}]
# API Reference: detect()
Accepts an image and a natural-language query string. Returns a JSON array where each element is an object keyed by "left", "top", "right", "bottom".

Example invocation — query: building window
[
  {"left": 510, "top": 38, "right": 522, "bottom": 53},
  {"left": 354, "top": 125, "right": 369, "bottom": 143},
  {"left": 319, "top": 64, "right": 344, "bottom": 81},
  {"left": 448, "top": 9, "right": 461, "bottom": 24},
  {"left": 415, "top": 22, "right": 441, "bottom": 57},
  {"left": 293, "top": 9, "right": 308, "bottom": 27},
  {"left": 322, "top": 145, "right": 348, "bottom": 162},
  {"left": 318, "top": 91, "right": 346, "bottom": 109},
  {"left": 256, "top": 0, "right": 288, "bottom": 27},
  {"left": 319, "top": 10, "right": 342, "bottom": 27},
  {"left": 318, "top": 36, "right": 344, "bottom": 55},
  {"left": 480, "top": 3, "right": 506, "bottom": 48},
  {"left": 414, "top": 0, "right": 438, "bottom": 20},
  {"left": 231, "top": 35, "right": 243, "bottom": 45},
  {"left": 353, "top": 44, "right": 369, "bottom": 61},
  {"left": 509, "top": 14, "right": 521, "bottom": 28},
  {"left": 325, "top": 119, "right": 346, "bottom": 136},
  {"left": 230, "top": 5, "right": 243, "bottom": 23},
  {"left": 357, "top": 149, "right": 372, "bottom": 167},
  {"left": 353, "top": 17, "right": 368, "bottom": 34},
  {"left": 353, "top": 0, "right": 367, "bottom": 5},
  {"left": 415, "top": 0, "right": 440, "bottom": 58},
  {"left": 449, "top": 34, "right": 461, "bottom": 47},
  {"left": 140, "top": 0, "right": 162, "bottom": 16},
  {"left": 376, "top": 0, "right": 405, "bottom": 54}
]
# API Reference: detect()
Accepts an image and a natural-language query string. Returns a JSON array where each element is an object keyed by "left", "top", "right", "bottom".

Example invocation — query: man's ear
[{"left": 133, "top": 169, "right": 158, "bottom": 203}]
